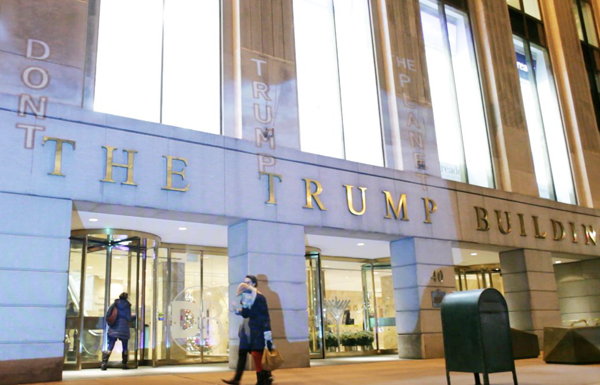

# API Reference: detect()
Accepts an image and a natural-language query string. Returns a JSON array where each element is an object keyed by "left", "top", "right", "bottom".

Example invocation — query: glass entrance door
[
  {"left": 455, "top": 264, "right": 504, "bottom": 293},
  {"left": 361, "top": 264, "right": 397, "bottom": 352},
  {"left": 305, "top": 253, "right": 398, "bottom": 358},
  {"left": 64, "top": 231, "right": 157, "bottom": 370},
  {"left": 155, "top": 247, "right": 229, "bottom": 365},
  {"left": 306, "top": 252, "right": 324, "bottom": 358}
]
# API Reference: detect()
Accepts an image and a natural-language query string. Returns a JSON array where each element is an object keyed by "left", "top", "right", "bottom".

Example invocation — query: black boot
[
  {"left": 122, "top": 351, "right": 130, "bottom": 370},
  {"left": 222, "top": 350, "right": 247, "bottom": 384},
  {"left": 255, "top": 371, "right": 265, "bottom": 385},
  {"left": 100, "top": 351, "right": 110, "bottom": 371},
  {"left": 263, "top": 371, "right": 273, "bottom": 385}
]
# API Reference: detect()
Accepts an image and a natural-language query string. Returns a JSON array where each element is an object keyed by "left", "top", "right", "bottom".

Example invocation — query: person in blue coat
[
  {"left": 101, "top": 292, "right": 136, "bottom": 370},
  {"left": 223, "top": 275, "right": 273, "bottom": 385}
]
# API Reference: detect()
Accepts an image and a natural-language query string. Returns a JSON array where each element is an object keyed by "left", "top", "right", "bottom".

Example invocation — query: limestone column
[
  {"left": 374, "top": 0, "right": 442, "bottom": 178},
  {"left": 0, "top": 193, "right": 72, "bottom": 383},
  {"left": 499, "top": 249, "right": 562, "bottom": 347},
  {"left": 470, "top": 0, "right": 538, "bottom": 197},
  {"left": 227, "top": 220, "right": 309, "bottom": 368},
  {"left": 390, "top": 237, "right": 455, "bottom": 359},
  {"left": 222, "top": 0, "right": 299, "bottom": 149},
  {"left": 540, "top": 0, "right": 600, "bottom": 208}
]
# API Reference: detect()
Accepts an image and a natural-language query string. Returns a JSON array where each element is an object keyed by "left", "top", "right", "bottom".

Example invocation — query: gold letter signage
[
  {"left": 101, "top": 146, "right": 138, "bottom": 186},
  {"left": 42, "top": 137, "right": 76, "bottom": 176},
  {"left": 303, "top": 179, "right": 327, "bottom": 211},
  {"left": 473, "top": 205, "right": 597, "bottom": 247},
  {"left": 383, "top": 191, "right": 409, "bottom": 221},
  {"left": 344, "top": 185, "right": 367, "bottom": 216},
  {"left": 162, "top": 156, "right": 189, "bottom": 192}
]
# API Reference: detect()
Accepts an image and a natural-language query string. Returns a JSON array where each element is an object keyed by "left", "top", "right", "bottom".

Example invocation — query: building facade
[{"left": 1, "top": 0, "right": 600, "bottom": 384}]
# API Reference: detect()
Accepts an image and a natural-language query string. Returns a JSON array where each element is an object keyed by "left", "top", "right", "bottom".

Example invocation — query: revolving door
[{"left": 64, "top": 230, "right": 159, "bottom": 370}]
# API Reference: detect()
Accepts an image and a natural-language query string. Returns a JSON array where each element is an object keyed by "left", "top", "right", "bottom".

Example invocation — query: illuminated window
[
  {"left": 420, "top": 0, "right": 495, "bottom": 188},
  {"left": 294, "top": 0, "right": 384, "bottom": 167},
  {"left": 507, "top": 0, "right": 541, "bottom": 20},
  {"left": 94, "top": 0, "right": 221, "bottom": 135},
  {"left": 509, "top": 2, "right": 577, "bottom": 204},
  {"left": 573, "top": 0, "right": 600, "bottom": 132}
]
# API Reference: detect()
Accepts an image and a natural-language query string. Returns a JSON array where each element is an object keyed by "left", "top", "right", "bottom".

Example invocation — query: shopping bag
[{"left": 262, "top": 341, "right": 284, "bottom": 371}]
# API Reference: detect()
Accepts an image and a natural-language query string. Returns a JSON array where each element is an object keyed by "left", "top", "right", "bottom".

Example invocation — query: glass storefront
[
  {"left": 306, "top": 252, "right": 397, "bottom": 358},
  {"left": 64, "top": 231, "right": 229, "bottom": 370},
  {"left": 66, "top": 233, "right": 397, "bottom": 369}
]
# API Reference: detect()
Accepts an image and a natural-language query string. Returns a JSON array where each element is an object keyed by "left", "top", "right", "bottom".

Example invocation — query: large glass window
[
  {"left": 94, "top": 0, "right": 221, "bottom": 134},
  {"left": 294, "top": 0, "right": 384, "bottom": 167},
  {"left": 507, "top": 0, "right": 541, "bottom": 20},
  {"left": 420, "top": 0, "right": 495, "bottom": 188},
  {"left": 509, "top": 1, "right": 577, "bottom": 204},
  {"left": 573, "top": 0, "right": 600, "bottom": 132}
]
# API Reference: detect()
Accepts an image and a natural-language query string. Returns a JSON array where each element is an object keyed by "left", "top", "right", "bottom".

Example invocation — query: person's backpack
[{"left": 106, "top": 305, "right": 118, "bottom": 326}]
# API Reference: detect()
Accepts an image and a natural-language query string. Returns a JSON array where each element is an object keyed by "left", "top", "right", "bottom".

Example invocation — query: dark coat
[
  {"left": 106, "top": 299, "right": 135, "bottom": 340},
  {"left": 238, "top": 293, "right": 271, "bottom": 351}
]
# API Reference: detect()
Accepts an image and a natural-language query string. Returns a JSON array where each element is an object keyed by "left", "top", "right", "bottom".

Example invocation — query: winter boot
[
  {"left": 100, "top": 351, "right": 110, "bottom": 371},
  {"left": 222, "top": 351, "right": 246, "bottom": 384},
  {"left": 255, "top": 371, "right": 265, "bottom": 385},
  {"left": 263, "top": 371, "right": 274, "bottom": 385},
  {"left": 121, "top": 351, "right": 130, "bottom": 370}
]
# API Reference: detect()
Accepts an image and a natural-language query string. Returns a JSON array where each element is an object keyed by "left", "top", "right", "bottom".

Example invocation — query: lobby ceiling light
[
  {"left": 555, "top": 260, "right": 562, "bottom": 264},
  {"left": 89, "top": 218, "right": 98, "bottom": 222},
  {"left": 178, "top": 227, "right": 187, "bottom": 231},
  {"left": 357, "top": 242, "right": 365, "bottom": 246},
  {"left": 470, "top": 253, "right": 477, "bottom": 256}
]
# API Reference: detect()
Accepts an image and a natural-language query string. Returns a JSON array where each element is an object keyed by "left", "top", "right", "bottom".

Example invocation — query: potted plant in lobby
[
  {"left": 325, "top": 332, "right": 339, "bottom": 352},
  {"left": 356, "top": 331, "right": 375, "bottom": 351},
  {"left": 341, "top": 331, "right": 358, "bottom": 351}
]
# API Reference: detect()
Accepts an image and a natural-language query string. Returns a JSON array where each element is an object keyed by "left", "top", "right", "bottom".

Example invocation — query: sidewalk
[{"left": 42, "top": 356, "right": 600, "bottom": 385}]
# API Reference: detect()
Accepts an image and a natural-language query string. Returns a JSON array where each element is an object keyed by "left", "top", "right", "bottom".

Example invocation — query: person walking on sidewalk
[
  {"left": 101, "top": 292, "right": 136, "bottom": 370},
  {"left": 223, "top": 275, "right": 274, "bottom": 385}
]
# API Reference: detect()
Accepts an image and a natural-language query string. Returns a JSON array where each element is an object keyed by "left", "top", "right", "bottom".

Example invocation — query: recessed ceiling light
[
  {"left": 357, "top": 243, "right": 365, "bottom": 246},
  {"left": 470, "top": 253, "right": 477, "bottom": 256},
  {"left": 555, "top": 260, "right": 562, "bottom": 264},
  {"left": 324, "top": 265, "right": 330, "bottom": 268},
  {"left": 178, "top": 227, "right": 187, "bottom": 231},
  {"left": 87, "top": 266, "right": 93, "bottom": 269},
  {"left": 374, "top": 272, "right": 379, "bottom": 275},
  {"left": 89, "top": 218, "right": 98, "bottom": 222}
]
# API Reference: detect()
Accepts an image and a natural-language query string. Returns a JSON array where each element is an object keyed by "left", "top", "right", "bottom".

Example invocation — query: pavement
[{"left": 37, "top": 355, "right": 600, "bottom": 385}]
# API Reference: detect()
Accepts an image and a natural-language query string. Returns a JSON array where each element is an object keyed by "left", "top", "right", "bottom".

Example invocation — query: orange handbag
[{"left": 261, "top": 342, "right": 284, "bottom": 371}]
